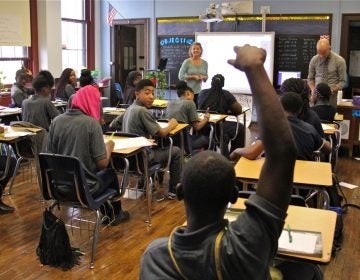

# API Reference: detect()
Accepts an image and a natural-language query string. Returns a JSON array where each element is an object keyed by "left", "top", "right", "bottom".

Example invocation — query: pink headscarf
[{"left": 71, "top": 85, "right": 101, "bottom": 120}]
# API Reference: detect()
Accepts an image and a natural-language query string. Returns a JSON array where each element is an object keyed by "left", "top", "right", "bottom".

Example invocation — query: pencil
[
  {"left": 109, "top": 131, "right": 116, "bottom": 140},
  {"left": 287, "top": 224, "right": 293, "bottom": 243}
]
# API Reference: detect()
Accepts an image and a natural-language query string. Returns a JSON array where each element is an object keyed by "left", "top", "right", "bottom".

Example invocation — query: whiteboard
[{"left": 196, "top": 32, "right": 275, "bottom": 94}]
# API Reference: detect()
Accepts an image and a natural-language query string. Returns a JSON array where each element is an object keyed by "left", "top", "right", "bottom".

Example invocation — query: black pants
[{"left": 0, "top": 156, "right": 17, "bottom": 196}]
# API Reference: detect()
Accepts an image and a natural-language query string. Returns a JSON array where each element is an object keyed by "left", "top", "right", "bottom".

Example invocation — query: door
[
  {"left": 340, "top": 14, "right": 360, "bottom": 99},
  {"left": 115, "top": 25, "right": 137, "bottom": 86}
]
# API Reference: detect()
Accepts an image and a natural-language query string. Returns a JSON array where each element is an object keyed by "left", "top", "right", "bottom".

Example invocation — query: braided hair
[
  {"left": 200, "top": 74, "right": 225, "bottom": 113},
  {"left": 280, "top": 78, "right": 310, "bottom": 119}
]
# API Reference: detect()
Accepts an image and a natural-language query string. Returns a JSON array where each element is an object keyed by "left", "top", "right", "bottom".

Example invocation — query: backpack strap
[
  {"left": 168, "top": 226, "right": 188, "bottom": 280},
  {"left": 167, "top": 226, "right": 226, "bottom": 280},
  {"left": 214, "top": 228, "right": 226, "bottom": 280}
]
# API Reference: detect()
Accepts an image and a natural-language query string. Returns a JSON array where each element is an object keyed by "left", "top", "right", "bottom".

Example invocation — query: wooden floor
[{"left": 0, "top": 154, "right": 359, "bottom": 279}]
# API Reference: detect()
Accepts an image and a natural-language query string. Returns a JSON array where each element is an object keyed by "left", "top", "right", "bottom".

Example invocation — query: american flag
[{"left": 107, "top": 3, "right": 118, "bottom": 26}]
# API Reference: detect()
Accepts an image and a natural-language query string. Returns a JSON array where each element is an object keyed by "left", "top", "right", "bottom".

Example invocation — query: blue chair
[
  {"left": 38, "top": 153, "right": 119, "bottom": 268},
  {"left": 114, "top": 82, "right": 127, "bottom": 108}
]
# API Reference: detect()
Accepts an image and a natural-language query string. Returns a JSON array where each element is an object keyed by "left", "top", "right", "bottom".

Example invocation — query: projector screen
[{"left": 196, "top": 32, "right": 275, "bottom": 94}]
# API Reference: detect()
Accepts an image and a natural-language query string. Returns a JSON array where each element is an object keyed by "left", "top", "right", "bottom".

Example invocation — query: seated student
[
  {"left": 122, "top": 79, "right": 181, "bottom": 200},
  {"left": 280, "top": 78, "right": 325, "bottom": 137},
  {"left": 140, "top": 45, "right": 298, "bottom": 279},
  {"left": 198, "top": 74, "right": 245, "bottom": 158},
  {"left": 231, "top": 92, "right": 331, "bottom": 162},
  {"left": 311, "top": 82, "right": 336, "bottom": 122},
  {"left": 22, "top": 71, "right": 60, "bottom": 131},
  {"left": 47, "top": 85, "right": 129, "bottom": 225},
  {"left": 10, "top": 69, "right": 32, "bottom": 108},
  {"left": 54, "top": 68, "right": 77, "bottom": 101},
  {"left": 166, "top": 81, "right": 210, "bottom": 152},
  {"left": 123, "top": 71, "right": 142, "bottom": 104}
]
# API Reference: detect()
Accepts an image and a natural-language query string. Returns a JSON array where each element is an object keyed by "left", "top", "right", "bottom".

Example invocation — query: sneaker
[
  {"left": 167, "top": 192, "right": 176, "bottom": 200},
  {"left": 108, "top": 210, "right": 130, "bottom": 226}
]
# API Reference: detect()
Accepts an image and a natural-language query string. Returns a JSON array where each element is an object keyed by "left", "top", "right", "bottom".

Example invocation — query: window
[
  {"left": 0, "top": 46, "right": 28, "bottom": 85},
  {"left": 61, "top": 0, "right": 94, "bottom": 75}
]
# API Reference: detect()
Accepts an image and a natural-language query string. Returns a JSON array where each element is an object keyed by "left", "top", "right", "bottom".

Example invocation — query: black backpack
[{"left": 36, "top": 209, "right": 81, "bottom": 270}]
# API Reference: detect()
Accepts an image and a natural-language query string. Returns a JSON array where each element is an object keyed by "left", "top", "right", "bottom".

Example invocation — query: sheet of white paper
[
  {"left": 278, "top": 230, "right": 319, "bottom": 255},
  {"left": 1, "top": 108, "right": 21, "bottom": 113},
  {"left": 321, "top": 123, "right": 334, "bottom": 131},
  {"left": 4, "top": 131, "right": 32, "bottom": 138},
  {"left": 198, "top": 113, "right": 221, "bottom": 121},
  {"left": 339, "top": 182, "right": 359, "bottom": 189},
  {"left": 111, "top": 137, "right": 153, "bottom": 150},
  {"left": 157, "top": 122, "right": 169, "bottom": 128},
  {"left": 103, "top": 107, "right": 118, "bottom": 112}
]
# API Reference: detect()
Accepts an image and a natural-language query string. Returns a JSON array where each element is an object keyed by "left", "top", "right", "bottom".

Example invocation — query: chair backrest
[
  {"left": 114, "top": 82, "right": 124, "bottom": 100},
  {"left": 38, "top": 153, "right": 96, "bottom": 208}
]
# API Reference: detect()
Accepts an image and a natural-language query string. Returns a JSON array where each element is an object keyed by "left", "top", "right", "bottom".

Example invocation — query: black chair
[
  {"left": 38, "top": 153, "right": 119, "bottom": 268},
  {"left": 114, "top": 82, "right": 129, "bottom": 108},
  {"left": 105, "top": 131, "right": 164, "bottom": 205}
]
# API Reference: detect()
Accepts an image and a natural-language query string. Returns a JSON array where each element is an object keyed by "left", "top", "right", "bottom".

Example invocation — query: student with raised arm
[{"left": 140, "top": 45, "right": 297, "bottom": 279}]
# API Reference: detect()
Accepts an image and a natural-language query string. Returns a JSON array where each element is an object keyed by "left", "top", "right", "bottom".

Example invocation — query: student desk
[
  {"left": 105, "top": 134, "right": 154, "bottom": 225},
  {"left": 0, "top": 126, "right": 43, "bottom": 195},
  {"left": 102, "top": 107, "right": 126, "bottom": 124},
  {"left": 151, "top": 99, "right": 168, "bottom": 118},
  {"left": 334, "top": 113, "right": 343, "bottom": 121},
  {"left": 231, "top": 198, "right": 337, "bottom": 263},
  {"left": 0, "top": 107, "right": 22, "bottom": 121},
  {"left": 198, "top": 113, "right": 228, "bottom": 154},
  {"left": 157, "top": 122, "right": 189, "bottom": 167},
  {"left": 234, "top": 157, "right": 333, "bottom": 209}
]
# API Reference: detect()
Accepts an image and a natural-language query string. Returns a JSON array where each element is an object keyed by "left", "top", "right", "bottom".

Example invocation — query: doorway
[
  {"left": 340, "top": 14, "right": 360, "bottom": 99},
  {"left": 110, "top": 19, "right": 149, "bottom": 105}
]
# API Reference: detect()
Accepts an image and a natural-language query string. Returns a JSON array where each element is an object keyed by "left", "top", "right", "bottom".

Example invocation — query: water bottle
[{"left": 337, "top": 90, "right": 343, "bottom": 105}]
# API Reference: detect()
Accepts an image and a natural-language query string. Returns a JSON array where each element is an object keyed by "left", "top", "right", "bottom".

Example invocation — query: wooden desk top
[
  {"left": 198, "top": 113, "right": 228, "bottom": 124},
  {"left": 338, "top": 100, "right": 360, "bottom": 109},
  {"left": 169, "top": 123, "right": 189, "bottom": 136},
  {"left": 0, "top": 126, "right": 42, "bottom": 142},
  {"left": 104, "top": 135, "right": 146, "bottom": 155},
  {"left": 151, "top": 99, "right": 168, "bottom": 109},
  {"left": 234, "top": 157, "right": 333, "bottom": 187},
  {"left": 334, "top": 113, "right": 343, "bottom": 121},
  {"left": 231, "top": 198, "right": 336, "bottom": 263},
  {"left": 322, "top": 123, "right": 337, "bottom": 135},
  {"left": 157, "top": 122, "right": 189, "bottom": 136}
]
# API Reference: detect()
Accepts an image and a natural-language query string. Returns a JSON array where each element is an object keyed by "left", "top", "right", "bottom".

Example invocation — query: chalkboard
[
  {"left": 158, "top": 36, "right": 195, "bottom": 85},
  {"left": 274, "top": 35, "right": 319, "bottom": 82}
]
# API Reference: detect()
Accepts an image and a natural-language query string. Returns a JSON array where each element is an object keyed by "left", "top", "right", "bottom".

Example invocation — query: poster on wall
[{"left": 340, "top": 119, "right": 350, "bottom": 140}]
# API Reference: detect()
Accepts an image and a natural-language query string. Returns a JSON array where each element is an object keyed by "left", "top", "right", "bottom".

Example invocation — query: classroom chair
[
  {"left": 38, "top": 153, "right": 121, "bottom": 269},
  {"left": 114, "top": 82, "right": 129, "bottom": 108}
]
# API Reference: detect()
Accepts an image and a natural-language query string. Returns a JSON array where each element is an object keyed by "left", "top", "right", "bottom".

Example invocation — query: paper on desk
[
  {"left": 278, "top": 230, "right": 320, "bottom": 255},
  {"left": 339, "top": 182, "right": 359, "bottom": 189},
  {"left": 103, "top": 107, "right": 119, "bottom": 112},
  {"left": 1, "top": 108, "right": 21, "bottom": 113},
  {"left": 152, "top": 99, "right": 168, "bottom": 107},
  {"left": 157, "top": 122, "right": 169, "bottom": 128},
  {"left": 321, "top": 123, "right": 335, "bottom": 131},
  {"left": 198, "top": 113, "right": 221, "bottom": 121},
  {"left": 3, "top": 131, "right": 33, "bottom": 138},
  {"left": 111, "top": 137, "right": 153, "bottom": 150}
]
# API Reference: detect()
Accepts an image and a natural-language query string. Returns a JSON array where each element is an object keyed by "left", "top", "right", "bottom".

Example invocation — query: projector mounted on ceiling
[{"left": 199, "top": 3, "right": 223, "bottom": 23}]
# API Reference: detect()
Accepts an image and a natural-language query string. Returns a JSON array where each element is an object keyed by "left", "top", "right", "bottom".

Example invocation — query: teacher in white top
[{"left": 178, "top": 42, "right": 208, "bottom": 106}]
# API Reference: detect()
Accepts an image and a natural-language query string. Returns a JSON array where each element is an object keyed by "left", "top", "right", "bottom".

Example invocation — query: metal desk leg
[
  {"left": 219, "top": 121, "right": 224, "bottom": 155},
  {"left": 142, "top": 149, "right": 152, "bottom": 226}
]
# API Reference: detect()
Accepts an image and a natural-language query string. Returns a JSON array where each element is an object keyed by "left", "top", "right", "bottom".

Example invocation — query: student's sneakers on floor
[{"left": 167, "top": 192, "right": 176, "bottom": 200}]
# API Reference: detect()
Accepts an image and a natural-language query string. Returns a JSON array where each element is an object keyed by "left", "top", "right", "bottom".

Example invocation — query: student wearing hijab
[{"left": 48, "top": 85, "right": 129, "bottom": 225}]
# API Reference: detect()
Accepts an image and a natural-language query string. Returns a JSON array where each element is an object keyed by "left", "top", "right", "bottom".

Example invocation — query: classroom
[{"left": 0, "top": 1, "right": 359, "bottom": 279}]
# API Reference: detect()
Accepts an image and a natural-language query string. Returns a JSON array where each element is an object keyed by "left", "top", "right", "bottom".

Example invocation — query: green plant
[
  {"left": 145, "top": 70, "right": 167, "bottom": 99},
  {"left": 0, "top": 71, "right": 6, "bottom": 90}
]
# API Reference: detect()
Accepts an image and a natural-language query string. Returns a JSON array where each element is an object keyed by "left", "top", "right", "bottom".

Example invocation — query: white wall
[
  {"left": 99, "top": 0, "right": 360, "bottom": 78},
  {"left": 37, "top": 0, "right": 62, "bottom": 77}
]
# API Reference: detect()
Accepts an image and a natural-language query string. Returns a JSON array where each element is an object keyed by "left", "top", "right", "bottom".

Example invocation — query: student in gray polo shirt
[
  {"left": 122, "top": 79, "right": 181, "bottom": 200},
  {"left": 22, "top": 71, "right": 60, "bottom": 131},
  {"left": 140, "top": 45, "right": 297, "bottom": 279}
]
